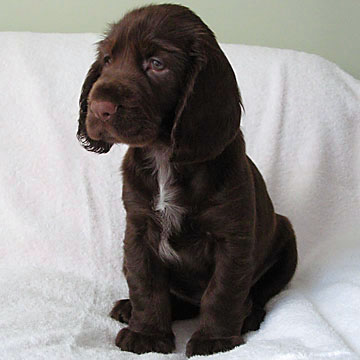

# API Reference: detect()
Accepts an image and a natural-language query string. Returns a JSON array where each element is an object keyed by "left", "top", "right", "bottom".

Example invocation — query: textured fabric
[{"left": 0, "top": 32, "right": 359, "bottom": 359}]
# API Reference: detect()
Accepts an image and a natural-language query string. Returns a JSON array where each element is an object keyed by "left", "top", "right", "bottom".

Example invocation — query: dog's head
[{"left": 77, "top": 4, "right": 242, "bottom": 163}]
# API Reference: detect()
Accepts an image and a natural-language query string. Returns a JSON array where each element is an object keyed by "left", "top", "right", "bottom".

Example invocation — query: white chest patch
[{"left": 150, "top": 150, "right": 186, "bottom": 263}]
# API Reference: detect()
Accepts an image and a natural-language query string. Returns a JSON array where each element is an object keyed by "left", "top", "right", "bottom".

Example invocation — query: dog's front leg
[
  {"left": 186, "top": 235, "right": 254, "bottom": 357},
  {"left": 115, "top": 224, "right": 175, "bottom": 355}
]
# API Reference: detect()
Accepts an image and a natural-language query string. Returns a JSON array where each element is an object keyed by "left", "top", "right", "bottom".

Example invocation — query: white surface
[{"left": 0, "top": 32, "right": 359, "bottom": 359}]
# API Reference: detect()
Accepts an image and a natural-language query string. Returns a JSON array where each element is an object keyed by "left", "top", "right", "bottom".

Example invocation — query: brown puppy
[{"left": 77, "top": 4, "right": 297, "bottom": 357}]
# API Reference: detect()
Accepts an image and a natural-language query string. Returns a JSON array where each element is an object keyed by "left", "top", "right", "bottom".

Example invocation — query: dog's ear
[
  {"left": 76, "top": 60, "right": 113, "bottom": 154},
  {"left": 170, "top": 40, "right": 242, "bottom": 164}
]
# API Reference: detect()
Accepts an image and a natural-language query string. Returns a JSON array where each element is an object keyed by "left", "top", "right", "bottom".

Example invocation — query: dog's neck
[{"left": 147, "top": 147, "right": 185, "bottom": 263}]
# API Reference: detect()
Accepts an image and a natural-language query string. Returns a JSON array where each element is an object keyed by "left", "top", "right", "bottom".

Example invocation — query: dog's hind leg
[{"left": 242, "top": 215, "right": 297, "bottom": 334}]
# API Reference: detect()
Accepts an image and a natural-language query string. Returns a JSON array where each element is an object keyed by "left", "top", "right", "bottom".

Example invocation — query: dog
[{"left": 77, "top": 4, "right": 297, "bottom": 357}]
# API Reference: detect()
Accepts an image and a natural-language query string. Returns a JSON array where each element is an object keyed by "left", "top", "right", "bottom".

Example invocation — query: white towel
[{"left": 0, "top": 32, "right": 359, "bottom": 359}]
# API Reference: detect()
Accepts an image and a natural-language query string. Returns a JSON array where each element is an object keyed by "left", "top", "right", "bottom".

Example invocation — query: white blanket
[{"left": 0, "top": 32, "right": 359, "bottom": 360}]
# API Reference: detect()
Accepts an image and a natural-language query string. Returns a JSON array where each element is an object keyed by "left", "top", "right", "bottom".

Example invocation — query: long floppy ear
[
  {"left": 76, "top": 60, "right": 113, "bottom": 154},
  {"left": 170, "top": 41, "right": 242, "bottom": 164}
]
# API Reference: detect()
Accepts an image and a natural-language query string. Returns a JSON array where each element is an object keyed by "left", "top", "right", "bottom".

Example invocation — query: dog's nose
[{"left": 90, "top": 101, "right": 117, "bottom": 121}]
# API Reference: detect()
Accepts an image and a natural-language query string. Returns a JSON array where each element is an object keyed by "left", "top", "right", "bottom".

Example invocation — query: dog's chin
[
  {"left": 88, "top": 129, "right": 159, "bottom": 148},
  {"left": 115, "top": 122, "right": 162, "bottom": 147},
  {"left": 117, "top": 135, "right": 157, "bottom": 148},
  {"left": 85, "top": 116, "right": 160, "bottom": 148}
]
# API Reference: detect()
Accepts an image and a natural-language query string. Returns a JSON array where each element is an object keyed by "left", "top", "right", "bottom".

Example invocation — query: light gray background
[{"left": 1, "top": 0, "right": 359, "bottom": 79}]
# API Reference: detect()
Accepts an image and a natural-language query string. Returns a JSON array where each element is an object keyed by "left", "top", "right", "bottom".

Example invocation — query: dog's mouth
[{"left": 85, "top": 108, "right": 160, "bottom": 147}]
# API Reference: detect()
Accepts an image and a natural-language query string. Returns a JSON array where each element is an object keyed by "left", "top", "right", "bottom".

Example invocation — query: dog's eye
[
  {"left": 103, "top": 55, "right": 112, "bottom": 65},
  {"left": 149, "top": 58, "right": 165, "bottom": 71}
]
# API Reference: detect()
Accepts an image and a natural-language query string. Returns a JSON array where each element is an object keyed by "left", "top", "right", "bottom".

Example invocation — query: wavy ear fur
[
  {"left": 77, "top": 60, "right": 113, "bottom": 154},
  {"left": 170, "top": 39, "right": 242, "bottom": 164}
]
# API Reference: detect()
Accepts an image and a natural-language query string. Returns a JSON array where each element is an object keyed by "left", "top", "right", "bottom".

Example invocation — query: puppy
[{"left": 77, "top": 4, "right": 297, "bottom": 357}]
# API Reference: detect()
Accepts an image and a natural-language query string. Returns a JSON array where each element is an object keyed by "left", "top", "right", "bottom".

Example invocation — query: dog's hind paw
[{"left": 109, "top": 299, "right": 132, "bottom": 324}]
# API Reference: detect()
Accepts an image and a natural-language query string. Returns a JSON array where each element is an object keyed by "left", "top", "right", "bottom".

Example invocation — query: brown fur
[{"left": 77, "top": 4, "right": 297, "bottom": 357}]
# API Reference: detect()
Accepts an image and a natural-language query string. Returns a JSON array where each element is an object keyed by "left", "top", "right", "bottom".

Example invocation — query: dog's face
[
  {"left": 77, "top": 4, "right": 242, "bottom": 163},
  {"left": 85, "top": 8, "right": 189, "bottom": 147}
]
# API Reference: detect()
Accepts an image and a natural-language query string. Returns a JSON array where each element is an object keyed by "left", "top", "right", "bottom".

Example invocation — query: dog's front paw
[
  {"left": 109, "top": 299, "right": 132, "bottom": 324},
  {"left": 186, "top": 332, "right": 244, "bottom": 357},
  {"left": 115, "top": 327, "right": 175, "bottom": 354}
]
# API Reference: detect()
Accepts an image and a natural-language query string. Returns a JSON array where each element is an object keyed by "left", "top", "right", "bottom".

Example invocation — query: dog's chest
[{"left": 151, "top": 151, "right": 186, "bottom": 263}]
